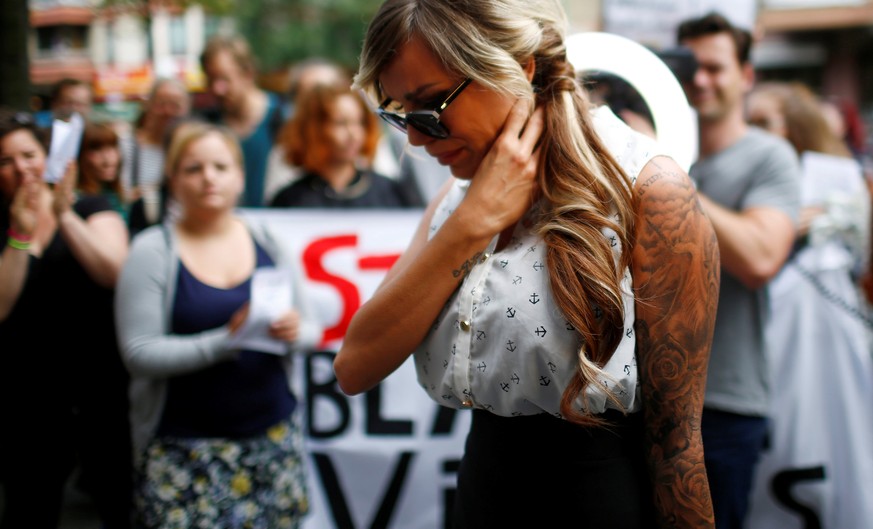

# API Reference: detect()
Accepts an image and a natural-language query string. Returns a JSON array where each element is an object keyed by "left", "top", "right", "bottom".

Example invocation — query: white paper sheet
[
  {"left": 227, "top": 267, "right": 294, "bottom": 355},
  {"left": 800, "top": 150, "right": 864, "bottom": 206},
  {"left": 43, "top": 113, "right": 84, "bottom": 184}
]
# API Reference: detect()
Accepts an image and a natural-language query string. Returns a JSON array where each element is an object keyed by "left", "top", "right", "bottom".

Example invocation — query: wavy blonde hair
[
  {"left": 355, "top": 0, "right": 637, "bottom": 426},
  {"left": 750, "top": 81, "right": 852, "bottom": 158}
]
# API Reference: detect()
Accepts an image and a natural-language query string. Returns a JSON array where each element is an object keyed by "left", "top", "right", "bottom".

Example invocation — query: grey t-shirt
[{"left": 690, "top": 127, "right": 801, "bottom": 416}]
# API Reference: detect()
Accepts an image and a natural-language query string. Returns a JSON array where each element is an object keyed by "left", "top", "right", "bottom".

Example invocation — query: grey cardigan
[{"left": 114, "top": 218, "right": 322, "bottom": 453}]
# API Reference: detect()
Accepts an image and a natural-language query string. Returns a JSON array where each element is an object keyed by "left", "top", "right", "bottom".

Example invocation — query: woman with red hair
[{"left": 269, "top": 84, "right": 414, "bottom": 208}]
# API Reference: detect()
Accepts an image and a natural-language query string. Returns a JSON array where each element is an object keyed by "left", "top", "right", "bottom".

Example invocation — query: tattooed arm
[{"left": 632, "top": 156, "right": 719, "bottom": 528}]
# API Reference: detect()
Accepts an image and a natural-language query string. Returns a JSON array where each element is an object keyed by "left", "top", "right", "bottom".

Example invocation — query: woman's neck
[
  {"left": 137, "top": 118, "right": 166, "bottom": 146},
  {"left": 176, "top": 211, "right": 238, "bottom": 238},
  {"left": 78, "top": 174, "right": 104, "bottom": 195},
  {"left": 318, "top": 163, "right": 358, "bottom": 192},
  {"left": 225, "top": 89, "right": 267, "bottom": 136}
]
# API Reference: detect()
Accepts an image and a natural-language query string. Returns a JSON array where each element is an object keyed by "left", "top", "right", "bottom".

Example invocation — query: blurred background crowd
[{"left": 1, "top": 0, "right": 872, "bottom": 528}]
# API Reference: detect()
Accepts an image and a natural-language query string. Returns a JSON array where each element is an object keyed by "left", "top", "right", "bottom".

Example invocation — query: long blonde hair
[
  {"left": 355, "top": 0, "right": 637, "bottom": 426},
  {"left": 750, "top": 81, "right": 853, "bottom": 158}
]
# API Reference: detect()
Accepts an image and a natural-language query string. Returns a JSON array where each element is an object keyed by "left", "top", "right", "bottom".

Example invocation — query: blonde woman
[
  {"left": 115, "top": 121, "right": 319, "bottom": 528},
  {"left": 333, "top": 1, "right": 720, "bottom": 527}
]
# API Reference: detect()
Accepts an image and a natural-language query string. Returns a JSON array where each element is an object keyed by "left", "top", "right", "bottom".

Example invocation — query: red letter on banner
[
  {"left": 303, "top": 235, "right": 361, "bottom": 347},
  {"left": 303, "top": 235, "right": 402, "bottom": 347}
]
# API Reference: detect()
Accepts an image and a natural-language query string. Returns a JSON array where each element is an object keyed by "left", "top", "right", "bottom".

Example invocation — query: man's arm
[{"left": 697, "top": 193, "right": 795, "bottom": 290}]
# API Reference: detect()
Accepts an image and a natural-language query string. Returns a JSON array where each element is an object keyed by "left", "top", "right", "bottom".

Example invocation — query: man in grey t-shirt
[{"left": 677, "top": 12, "right": 801, "bottom": 529}]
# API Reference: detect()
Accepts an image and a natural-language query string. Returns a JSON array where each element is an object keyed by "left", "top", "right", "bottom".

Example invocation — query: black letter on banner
[
  {"left": 771, "top": 466, "right": 826, "bottom": 529},
  {"left": 442, "top": 459, "right": 460, "bottom": 529},
  {"left": 311, "top": 451, "right": 416, "bottom": 529},
  {"left": 366, "top": 384, "right": 413, "bottom": 435},
  {"left": 307, "top": 351, "right": 350, "bottom": 439},
  {"left": 431, "top": 404, "right": 463, "bottom": 435}
]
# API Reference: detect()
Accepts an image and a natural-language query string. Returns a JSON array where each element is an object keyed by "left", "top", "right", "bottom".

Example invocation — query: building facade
[
  {"left": 28, "top": 0, "right": 231, "bottom": 120},
  {"left": 27, "top": 0, "right": 873, "bottom": 152}
]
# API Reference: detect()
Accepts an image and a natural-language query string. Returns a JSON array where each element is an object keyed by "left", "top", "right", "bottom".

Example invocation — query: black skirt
[{"left": 451, "top": 409, "right": 656, "bottom": 529}]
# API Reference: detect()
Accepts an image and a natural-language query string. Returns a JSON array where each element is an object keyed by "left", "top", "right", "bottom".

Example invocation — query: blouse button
[
  {"left": 460, "top": 320, "right": 471, "bottom": 332},
  {"left": 461, "top": 399, "right": 473, "bottom": 408}
]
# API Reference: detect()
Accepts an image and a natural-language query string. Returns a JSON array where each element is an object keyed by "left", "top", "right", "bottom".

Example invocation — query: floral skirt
[{"left": 134, "top": 416, "right": 309, "bottom": 529}]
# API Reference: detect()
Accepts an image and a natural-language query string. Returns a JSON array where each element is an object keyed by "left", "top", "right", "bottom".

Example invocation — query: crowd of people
[{"left": 1, "top": 1, "right": 872, "bottom": 528}]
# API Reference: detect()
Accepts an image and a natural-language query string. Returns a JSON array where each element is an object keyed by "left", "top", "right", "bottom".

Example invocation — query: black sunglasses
[{"left": 377, "top": 78, "right": 472, "bottom": 139}]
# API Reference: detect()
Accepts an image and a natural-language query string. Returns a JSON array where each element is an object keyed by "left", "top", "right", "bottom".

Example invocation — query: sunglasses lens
[
  {"left": 379, "top": 110, "right": 449, "bottom": 139},
  {"left": 378, "top": 112, "right": 408, "bottom": 134},
  {"left": 407, "top": 116, "right": 448, "bottom": 139}
]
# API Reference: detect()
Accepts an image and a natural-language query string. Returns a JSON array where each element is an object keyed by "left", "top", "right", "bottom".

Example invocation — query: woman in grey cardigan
[{"left": 115, "top": 121, "right": 321, "bottom": 528}]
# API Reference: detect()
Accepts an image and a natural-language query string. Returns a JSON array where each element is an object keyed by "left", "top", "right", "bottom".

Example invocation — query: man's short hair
[
  {"left": 286, "top": 58, "right": 349, "bottom": 103},
  {"left": 50, "top": 78, "right": 91, "bottom": 104},
  {"left": 677, "top": 12, "right": 752, "bottom": 65},
  {"left": 199, "top": 34, "right": 257, "bottom": 76}
]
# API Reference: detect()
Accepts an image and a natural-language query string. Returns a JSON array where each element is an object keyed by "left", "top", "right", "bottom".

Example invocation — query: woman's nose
[
  {"left": 13, "top": 157, "right": 30, "bottom": 176},
  {"left": 406, "top": 126, "right": 433, "bottom": 147}
]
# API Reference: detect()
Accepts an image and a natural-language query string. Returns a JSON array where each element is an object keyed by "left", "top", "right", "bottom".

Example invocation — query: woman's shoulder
[
  {"left": 364, "top": 170, "right": 412, "bottom": 194},
  {"left": 590, "top": 105, "right": 668, "bottom": 178},
  {"left": 241, "top": 215, "right": 278, "bottom": 247},
  {"left": 75, "top": 193, "right": 114, "bottom": 218},
  {"left": 129, "top": 224, "right": 170, "bottom": 253},
  {"left": 633, "top": 155, "right": 698, "bottom": 214},
  {"left": 121, "top": 225, "right": 174, "bottom": 283},
  {"left": 426, "top": 177, "right": 466, "bottom": 232},
  {"left": 364, "top": 169, "right": 398, "bottom": 182},
  {"left": 242, "top": 216, "right": 293, "bottom": 266},
  {"left": 269, "top": 177, "right": 311, "bottom": 207}
]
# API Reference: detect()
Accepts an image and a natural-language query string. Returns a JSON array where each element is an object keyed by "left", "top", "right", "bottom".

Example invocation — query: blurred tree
[
  {"left": 0, "top": 0, "right": 31, "bottom": 110},
  {"left": 102, "top": 0, "right": 235, "bottom": 12},
  {"left": 100, "top": 0, "right": 383, "bottom": 73},
  {"left": 233, "top": 0, "right": 383, "bottom": 73}
]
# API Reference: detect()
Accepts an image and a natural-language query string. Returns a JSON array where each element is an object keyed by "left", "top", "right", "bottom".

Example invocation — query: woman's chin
[{"left": 448, "top": 161, "right": 475, "bottom": 180}]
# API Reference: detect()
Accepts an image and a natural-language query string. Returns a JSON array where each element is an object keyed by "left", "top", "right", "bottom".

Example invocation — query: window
[
  {"left": 35, "top": 25, "right": 88, "bottom": 57},
  {"left": 170, "top": 16, "right": 186, "bottom": 55},
  {"left": 204, "top": 16, "right": 221, "bottom": 40}
]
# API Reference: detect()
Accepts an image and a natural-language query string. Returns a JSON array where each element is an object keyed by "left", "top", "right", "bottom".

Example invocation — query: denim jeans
[{"left": 702, "top": 408, "right": 769, "bottom": 529}]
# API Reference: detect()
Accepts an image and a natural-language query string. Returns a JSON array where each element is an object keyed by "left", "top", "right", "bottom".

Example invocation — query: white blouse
[{"left": 413, "top": 106, "right": 665, "bottom": 418}]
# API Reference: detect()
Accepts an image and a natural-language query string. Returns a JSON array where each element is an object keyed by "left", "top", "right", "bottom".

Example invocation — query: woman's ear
[{"left": 523, "top": 58, "right": 536, "bottom": 83}]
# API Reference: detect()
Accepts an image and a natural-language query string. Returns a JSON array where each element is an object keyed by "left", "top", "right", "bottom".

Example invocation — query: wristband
[
  {"left": 7, "top": 227, "right": 32, "bottom": 242},
  {"left": 7, "top": 236, "right": 31, "bottom": 251}
]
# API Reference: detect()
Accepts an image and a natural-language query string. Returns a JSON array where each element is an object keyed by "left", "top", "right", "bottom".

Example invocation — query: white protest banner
[{"left": 240, "top": 209, "right": 471, "bottom": 529}]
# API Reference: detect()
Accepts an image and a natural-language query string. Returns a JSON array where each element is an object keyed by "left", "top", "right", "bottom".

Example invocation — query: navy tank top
[{"left": 157, "top": 240, "right": 296, "bottom": 438}]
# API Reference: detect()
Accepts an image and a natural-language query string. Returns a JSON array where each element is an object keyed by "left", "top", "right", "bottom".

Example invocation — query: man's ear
[
  {"left": 522, "top": 58, "right": 536, "bottom": 83},
  {"left": 741, "top": 62, "right": 756, "bottom": 94}
]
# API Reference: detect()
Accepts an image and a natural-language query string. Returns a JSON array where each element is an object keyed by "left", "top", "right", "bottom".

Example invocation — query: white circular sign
[{"left": 566, "top": 32, "right": 698, "bottom": 172}]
